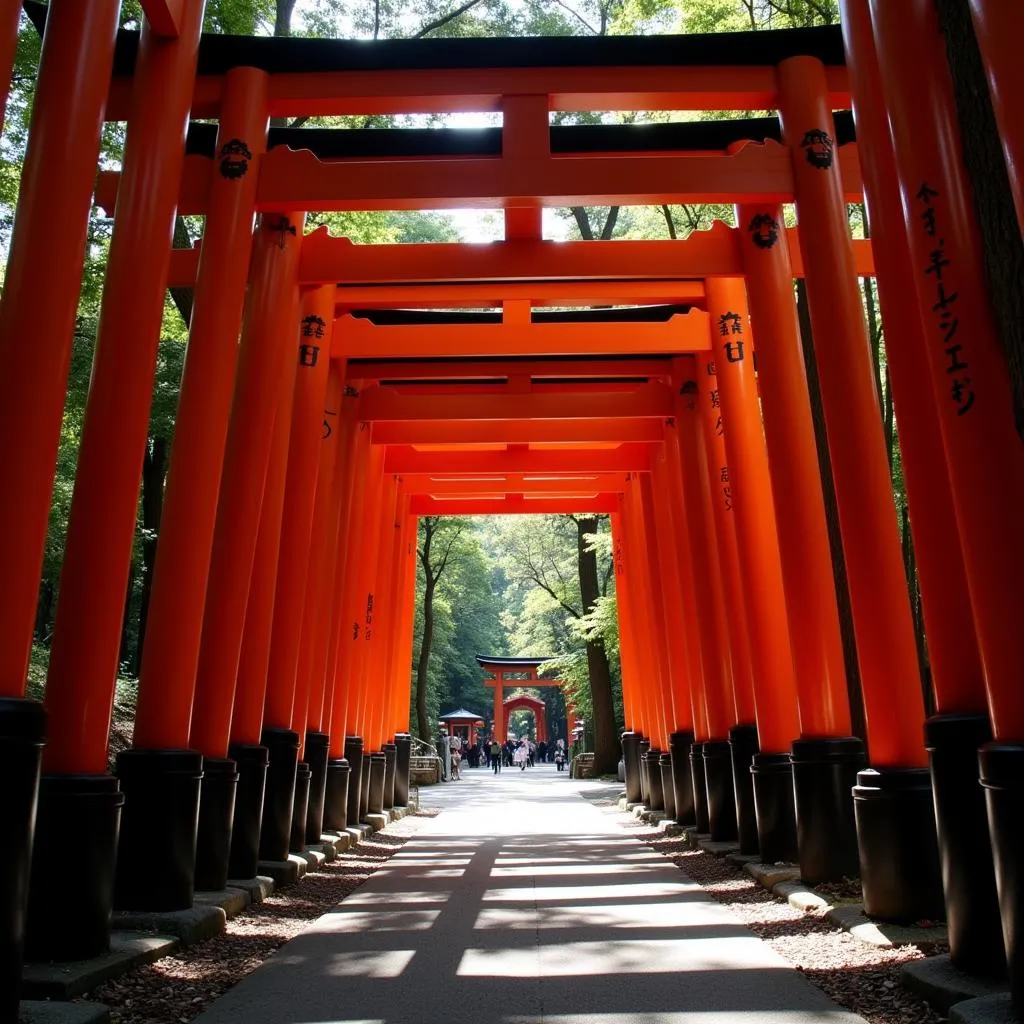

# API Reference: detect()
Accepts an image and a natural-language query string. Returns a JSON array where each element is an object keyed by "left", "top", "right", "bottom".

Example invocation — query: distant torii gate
[{"left": 476, "top": 655, "right": 573, "bottom": 745}]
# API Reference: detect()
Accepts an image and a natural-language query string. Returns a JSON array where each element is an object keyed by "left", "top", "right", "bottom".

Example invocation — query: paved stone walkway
[{"left": 195, "top": 763, "right": 866, "bottom": 1024}]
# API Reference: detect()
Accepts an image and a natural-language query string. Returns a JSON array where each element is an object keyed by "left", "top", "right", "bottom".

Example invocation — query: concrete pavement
[{"left": 194, "top": 762, "right": 866, "bottom": 1024}]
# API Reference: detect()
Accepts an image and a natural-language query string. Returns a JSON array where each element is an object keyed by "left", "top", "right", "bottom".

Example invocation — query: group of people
[{"left": 444, "top": 731, "right": 568, "bottom": 779}]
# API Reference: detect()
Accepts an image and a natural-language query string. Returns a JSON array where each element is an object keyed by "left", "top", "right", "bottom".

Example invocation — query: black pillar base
[
  {"left": 258, "top": 728, "right": 299, "bottom": 863},
  {"left": 638, "top": 738, "right": 651, "bottom": 805},
  {"left": 980, "top": 742, "right": 1024, "bottom": 1014},
  {"left": 645, "top": 749, "right": 664, "bottom": 811},
  {"left": 194, "top": 757, "right": 239, "bottom": 892},
  {"left": 114, "top": 748, "right": 203, "bottom": 912},
  {"left": 659, "top": 753, "right": 676, "bottom": 820},
  {"left": 289, "top": 762, "right": 311, "bottom": 854},
  {"left": 359, "top": 752, "right": 372, "bottom": 821},
  {"left": 689, "top": 741, "right": 710, "bottom": 833},
  {"left": 0, "top": 697, "right": 45, "bottom": 1023},
  {"left": 227, "top": 744, "right": 269, "bottom": 880},
  {"left": 853, "top": 766, "right": 945, "bottom": 923},
  {"left": 26, "top": 773, "right": 122, "bottom": 963},
  {"left": 704, "top": 740, "right": 739, "bottom": 842},
  {"left": 927, "top": 713, "right": 1004, "bottom": 977},
  {"left": 751, "top": 752, "right": 799, "bottom": 864},
  {"left": 792, "top": 736, "right": 865, "bottom": 884},
  {"left": 394, "top": 734, "right": 411, "bottom": 807},
  {"left": 322, "top": 758, "right": 350, "bottom": 832},
  {"left": 366, "top": 753, "right": 387, "bottom": 817},
  {"left": 669, "top": 731, "right": 695, "bottom": 826},
  {"left": 729, "top": 725, "right": 760, "bottom": 855},
  {"left": 344, "top": 736, "right": 364, "bottom": 830},
  {"left": 304, "top": 732, "right": 330, "bottom": 845},
  {"left": 621, "top": 731, "right": 642, "bottom": 804},
  {"left": 382, "top": 742, "right": 397, "bottom": 811}
]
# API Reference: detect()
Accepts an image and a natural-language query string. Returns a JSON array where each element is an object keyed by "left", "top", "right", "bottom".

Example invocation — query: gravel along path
[
  {"left": 83, "top": 812, "right": 433, "bottom": 1024},
  {"left": 619, "top": 815, "right": 947, "bottom": 1024}
]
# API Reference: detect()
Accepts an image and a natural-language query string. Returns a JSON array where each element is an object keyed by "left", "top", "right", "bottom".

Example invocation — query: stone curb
[
  {"left": 194, "top": 887, "right": 251, "bottom": 919},
  {"left": 21, "top": 934, "right": 180, "bottom": 1000},
  {"left": 111, "top": 905, "right": 225, "bottom": 947},
  {"left": 901, "top": 954, "right": 1010, "bottom": 1015},
  {"left": 18, "top": 1000, "right": 112, "bottom": 1023},
  {"left": 227, "top": 875, "right": 275, "bottom": 903},
  {"left": 948, "top": 994, "right": 1017, "bottom": 1024}
]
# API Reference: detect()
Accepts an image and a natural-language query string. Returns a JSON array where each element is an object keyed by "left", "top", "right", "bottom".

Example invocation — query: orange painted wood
[
  {"left": 705, "top": 279, "right": 804, "bottom": 752},
  {"left": 161, "top": 230, "right": 874, "bottom": 289},
  {"left": 382, "top": 445, "right": 653, "bottom": 475},
  {"left": 869, "top": 0, "right": 1024, "bottom": 740},
  {"left": 261, "top": 286, "right": 334, "bottom": 748},
  {"left": 0, "top": 0, "right": 120, "bottom": 706},
  {"left": 738, "top": 207, "right": 852, "bottom": 737},
  {"left": 408, "top": 495, "right": 618, "bottom": 515},
  {"left": 186, "top": 212, "right": 304, "bottom": 752},
  {"left": 44, "top": 0, "right": 206, "bottom": 761},
  {"left": 141, "top": 0, "right": 184, "bottom": 37},
  {"left": 838, "top": 0, "right": 986, "bottom": 717},
  {"left": 104, "top": 63, "right": 852, "bottom": 122},
  {"left": 138, "top": 69, "right": 270, "bottom": 753},
  {"left": 371, "top": 418, "right": 665, "bottom": 446},
  {"left": 779, "top": 55, "right": 927, "bottom": 767}
]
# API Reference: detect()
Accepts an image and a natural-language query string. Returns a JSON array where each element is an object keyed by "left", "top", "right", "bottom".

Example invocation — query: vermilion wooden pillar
[
  {"left": 838, "top": 0, "right": 1003, "bottom": 971},
  {"left": 704, "top": 278, "right": 804, "bottom": 861},
  {"left": 778, "top": 56, "right": 941, "bottom": 915},
  {"left": 867, "top": 0, "right": 1024, "bottom": 988},
  {"left": 330, "top": 424, "right": 373, "bottom": 829},
  {"left": 0, "top": 0, "right": 119, "bottom": 997},
  {"left": 688, "top": 354, "right": 756, "bottom": 845},
  {"left": 300, "top": 358, "right": 349, "bottom": 837},
  {"left": 613, "top": 501, "right": 654, "bottom": 803},
  {"left": 612, "top": 512, "right": 644, "bottom": 805},
  {"left": 966, "top": 0, "right": 1024, "bottom": 236},
  {"left": 691, "top": 359, "right": 757, "bottom": 735},
  {"left": 44, "top": 0, "right": 207, "bottom": 919},
  {"left": 641, "top": 467, "right": 692, "bottom": 823},
  {"left": 264, "top": 286, "right": 334, "bottom": 853},
  {"left": 0, "top": 0, "right": 21, "bottom": 126},
  {"left": 0, "top": 0, "right": 119, "bottom": 702},
  {"left": 737, "top": 211, "right": 857, "bottom": 871},
  {"left": 352, "top": 447, "right": 388, "bottom": 821},
  {"left": 390, "top": 512, "right": 417, "bottom": 808}
]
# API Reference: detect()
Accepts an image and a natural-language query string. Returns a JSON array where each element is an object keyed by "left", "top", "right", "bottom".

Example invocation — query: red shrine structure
[
  {"left": 476, "top": 654, "right": 574, "bottom": 745},
  {"left": 0, "top": 1, "right": 1022, "bottom": 1020}
]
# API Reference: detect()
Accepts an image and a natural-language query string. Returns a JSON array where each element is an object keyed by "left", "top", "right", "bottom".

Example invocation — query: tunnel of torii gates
[
  {"left": 477, "top": 655, "right": 573, "bottom": 747},
  {"left": 0, "top": 0, "right": 1023, "bottom": 1018}
]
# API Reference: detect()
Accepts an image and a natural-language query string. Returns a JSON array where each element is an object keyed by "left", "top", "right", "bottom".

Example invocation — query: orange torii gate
[
  {"left": 475, "top": 656, "right": 571, "bottom": 747},
  {"left": 0, "top": 4, "right": 1022, "bottom": 1018}
]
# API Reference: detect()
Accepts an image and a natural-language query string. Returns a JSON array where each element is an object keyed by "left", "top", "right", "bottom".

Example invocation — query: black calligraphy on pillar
[
  {"left": 710, "top": 388, "right": 721, "bottom": 409},
  {"left": 322, "top": 408, "right": 337, "bottom": 440},
  {"left": 748, "top": 213, "right": 780, "bottom": 250},
  {"left": 364, "top": 593, "right": 374, "bottom": 640},
  {"left": 344, "top": 384, "right": 360, "bottom": 398},
  {"left": 352, "top": 621, "right": 360, "bottom": 641},
  {"left": 218, "top": 138, "right": 253, "bottom": 179},
  {"left": 298, "top": 344, "right": 320, "bottom": 368},
  {"left": 718, "top": 311, "right": 744, "bottom": 337},
  {"left": 267, "top": 215, "right": 297, "bottom": 250},
  {"left": 916, "top": 182, "right": 975, "bottom": 416},
  {"left": 725, "top": 342, "right": 745, "bottom": 363},
  {"left": 800, "top": 128, "right": 834, "bottom": 170},
  {"left": 715, "top": 415, "right": 724, "bottom": 438},
  {"left": 301, "top": 314, "right": 326, "bottom": 339},
  {"left": 706, "top": 360, "right": 717, "bottom": 376},
  {"left": 722, "top": 485, "right": 733, "bottom": 512},
  {"left": 680, "top": 379, "right": 698, "bottom": 410},
  {"left": 720, "top": 466, "right": 729, "bottom": 483}
]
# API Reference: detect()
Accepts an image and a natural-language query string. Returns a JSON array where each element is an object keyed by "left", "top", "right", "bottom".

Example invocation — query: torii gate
[
  {"left": 0, "top": 5, "right": 1022, "bottom": 1017},
  {"left": 476, "top": 655, "right": 572, "bottom": 745}
]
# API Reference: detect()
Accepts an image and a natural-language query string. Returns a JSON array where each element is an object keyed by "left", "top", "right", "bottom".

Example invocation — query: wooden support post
[
  {"left": 868, "top": 0, "right": 1024, "bottom": 952},
  {"left": 0, "top": 0, "right": 120, "bottom": 704},
  {"left": 139, "top": 68, "right": 269, "bottom": 754}
]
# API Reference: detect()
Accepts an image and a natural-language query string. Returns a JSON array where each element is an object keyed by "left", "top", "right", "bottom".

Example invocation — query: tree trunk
[
  {"left": 796, "top": 280, "right": 868, "bottom": 746},
  {"left": 574, "top": 517, "right": 618, "bottom": 774},
  {"left": 415, "top": 576, "right": 435, "bottom": 743},
  {"left": 132, "top": 436, "right": 167, "bottom": 676},
  {"left": 119, "top": 559, "right": 137, "bottom": 672},
  {"left": 34, "top": 579, "right": 54, "bottom": 643}
]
